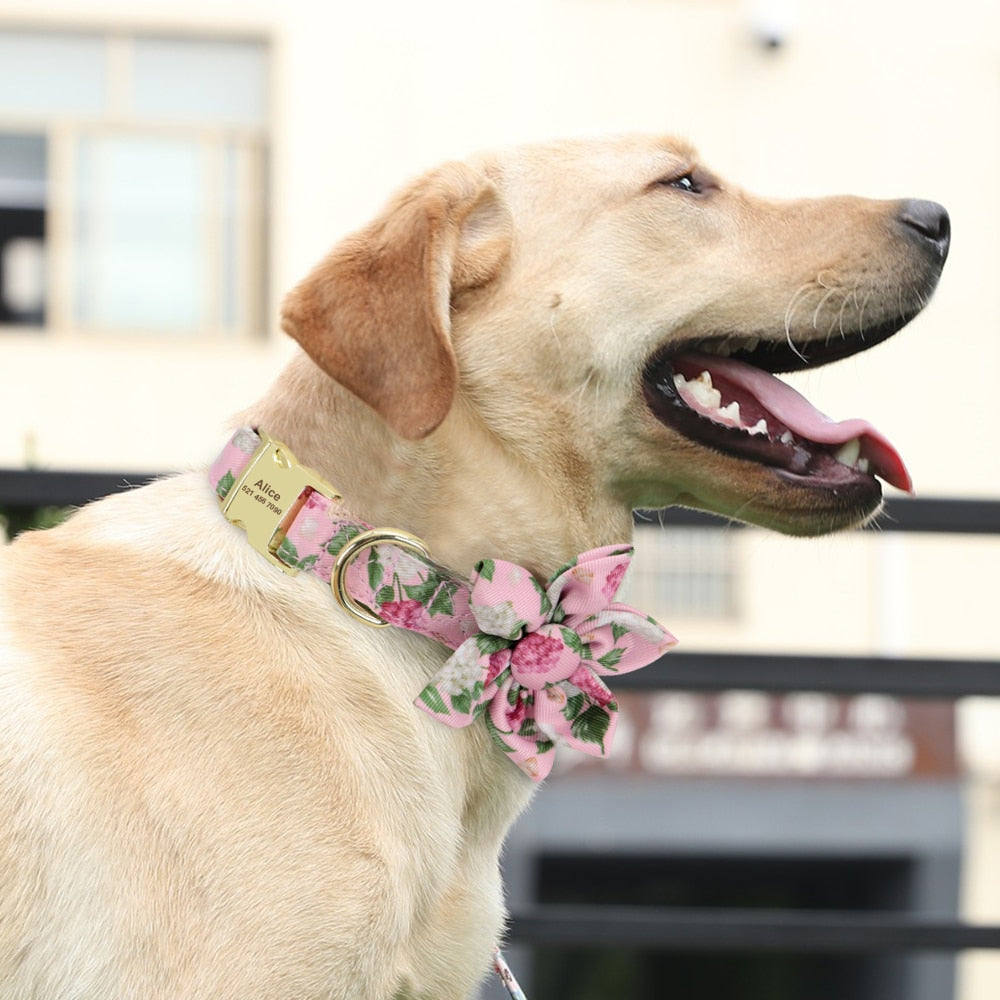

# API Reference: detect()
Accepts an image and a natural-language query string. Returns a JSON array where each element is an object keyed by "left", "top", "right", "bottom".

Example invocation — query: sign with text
[{"left": 557, "top": 692, "right": 956, "bottom": 780}]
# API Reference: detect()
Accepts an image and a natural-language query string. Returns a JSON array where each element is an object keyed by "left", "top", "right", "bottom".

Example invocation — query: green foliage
[{"left": 0, "top": 505, "right": 71, "bottom": 540}]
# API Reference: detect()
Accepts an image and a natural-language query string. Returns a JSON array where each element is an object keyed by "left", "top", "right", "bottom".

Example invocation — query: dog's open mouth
[{"left": 642, "top": 336, "right": 912, "bottom": 493}]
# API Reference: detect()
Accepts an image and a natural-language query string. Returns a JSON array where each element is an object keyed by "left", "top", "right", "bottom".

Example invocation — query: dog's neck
[{"left": 241, "top": 353, "right": 634, "bottom": 579}]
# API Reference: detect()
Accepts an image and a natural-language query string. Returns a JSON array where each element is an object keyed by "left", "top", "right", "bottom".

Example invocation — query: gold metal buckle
[
  {"left": 331, "top": 528, "right": 430, "bottom": 628},
  {"left": 219, "top": 431, "right": 341, "bottom": 575}
]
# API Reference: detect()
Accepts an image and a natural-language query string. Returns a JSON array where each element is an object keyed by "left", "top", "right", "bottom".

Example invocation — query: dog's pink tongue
[{"left": 684, "top": 352, "right": 912, "bottom": 492}]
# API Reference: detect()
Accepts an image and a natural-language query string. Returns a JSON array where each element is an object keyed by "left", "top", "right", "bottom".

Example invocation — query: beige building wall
[{"left": 2, "top": 1, "right": 999, "bottom": 995}]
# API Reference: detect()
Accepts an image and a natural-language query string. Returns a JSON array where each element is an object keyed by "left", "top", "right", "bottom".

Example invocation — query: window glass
[
  {"left": 0, "top": 133, "right": 46, "bottom": 206},
  {"left": 0, "top": 133, "right": 46, "bottom": 325},
  {"left": 132, "top": 36, "right": 268, "bottom": 127},
  {"left": 0, "top": 30, "right": 107, "bottom": 116},
  {"left": 75, "top": 134, "right": 205, "bottom": 333}
]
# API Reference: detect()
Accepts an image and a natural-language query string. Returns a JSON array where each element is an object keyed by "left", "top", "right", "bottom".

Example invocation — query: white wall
[{"left": 4, "top": 0, "right": 995, "bottom": 484}]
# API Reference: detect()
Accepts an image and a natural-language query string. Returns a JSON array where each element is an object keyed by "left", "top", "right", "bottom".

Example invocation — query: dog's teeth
[
  {"left": 744, "top": 337, "right": 760, "bottom": 352},
  {"left": 675, "top": 370, "right": 776, "bottom": 440},
  {"left": 678, "top": 370, "right": 722, "bottom": 410},
  {"left": 780, "top": 430, "right": 794, "bottom": 445},
  {"left": 718, "top": 401, "right": 741, "bottom": 426},
  {"left": 834, "top": 438, "right": 861, "bottom": 468},
  {"left": 858, "top": 458, "right": 870, "bottom": 473}
]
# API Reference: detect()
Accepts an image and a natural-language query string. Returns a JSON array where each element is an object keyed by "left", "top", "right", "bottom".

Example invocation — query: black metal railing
[
  {"left": 508, "top": 640, "right": 1000, "bottom": 955},
  {"left": 0, "top": 468, "right": 159, "bottom": 510},
  {"left": 506, "top": 496, "right": 1000, "bottom": 961},
  {"left": 509, "top": 905, "right": 1000, "bottom": 954},
  {"left": 4, "top": 470, "right": 1000, "bottom": 962},
  {"left": 3, "top": 469, "right": 1000, "bottom": 535}
]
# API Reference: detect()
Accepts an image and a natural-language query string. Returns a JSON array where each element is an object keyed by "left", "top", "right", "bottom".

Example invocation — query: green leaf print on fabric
[
  {"left": 429, "top": 581, "right": 460, "bottom": 617},
  {"left": 275, "top": 537, "right": 318, "bottom": 572},
  {"left": 216, "top": 470, "right": 235, "bottom": 500},
  {"left": 571, "top": 704, "right": 612, "bottom": 750},
  {"left": 476, "top": 633, "right": 512, "bottom": 657},
  {"left": 451, "top": 689, "right": 473, "bottom": 716},
  {"left": 485, "top": 711, "right": 515, "bottom": 752},
  {"left": 325, "top": 523, "right": 365, "bottom": 556},
  {"left": 418, "top": 685, "right": 449, "bottom": 716},
  {"left": 367, "top": 555, "right": 384, "bottom": 593},
  {"left": 558, "top": 627, "right": 587, "bottom": 658},
  {"left": 563, "top": 692, "right": 585, "bottom": 721},
  {"left": 598, "top": 647, "right": 625, "bottom": 670},
  {"left": 403, "top": 578, "right": 440, "bottom": 605}
]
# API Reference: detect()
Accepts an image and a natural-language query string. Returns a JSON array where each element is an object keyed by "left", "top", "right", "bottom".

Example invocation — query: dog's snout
[{"left": 898, "top": 198, "right": 950, "bottom": 260}]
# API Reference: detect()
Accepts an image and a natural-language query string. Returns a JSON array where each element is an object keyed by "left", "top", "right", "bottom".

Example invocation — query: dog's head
[{"left": 281, "top": 135, "right": 948, "bottom": 537}]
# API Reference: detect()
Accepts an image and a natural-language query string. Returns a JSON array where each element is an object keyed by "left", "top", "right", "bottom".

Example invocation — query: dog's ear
[{"left": 280, "top": 162, "right": 511, "bottom": 440}]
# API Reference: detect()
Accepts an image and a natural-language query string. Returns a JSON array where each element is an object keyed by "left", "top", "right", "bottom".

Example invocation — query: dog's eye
[{"left": 661, "top": 171, "right": 703, "bottom": 195}]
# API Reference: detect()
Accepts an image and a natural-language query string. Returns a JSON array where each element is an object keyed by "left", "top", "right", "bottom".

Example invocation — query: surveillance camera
[{"left": 747, "top": 0, "right": 794, "bottom": 51}]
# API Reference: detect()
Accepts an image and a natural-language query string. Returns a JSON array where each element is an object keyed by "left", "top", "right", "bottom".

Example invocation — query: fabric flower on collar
[{"left": 415, "top": 546, "right": 677, "bottom": 781}]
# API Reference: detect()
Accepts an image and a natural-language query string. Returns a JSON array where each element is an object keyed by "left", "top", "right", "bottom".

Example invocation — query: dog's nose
[{"left": 898, "top": 199, "right": 950, "bottom": 261}]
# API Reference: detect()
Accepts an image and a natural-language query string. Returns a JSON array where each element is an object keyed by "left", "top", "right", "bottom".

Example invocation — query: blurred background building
[{"left": 1, "top": 1, "right": 998, "bottom": 998}]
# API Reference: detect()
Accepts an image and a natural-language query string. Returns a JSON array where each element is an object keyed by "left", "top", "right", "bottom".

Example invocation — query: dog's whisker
[
  {"left": 811, "top": 286, "right": 840, "bottom": 331},
  {"left": 835, "top": 298, "right": 848, "bottom": 340},
  {"left": 836, "top": 282, "right": 862, "bottom": 341},
  {"left": 728, "top": 491, "right": 773, "bottom": 526},
  {"left": 783, "top": 282, "right": 814, "bottom": 327},
  {"left": 856, "top": 288, "right": 876, "bottom": 340},
  {"left": 783, "top": 283, "right": 816, "bottom": 363},
  {"left": 824, "top": 289, "right": 853, "bottom": 341}
]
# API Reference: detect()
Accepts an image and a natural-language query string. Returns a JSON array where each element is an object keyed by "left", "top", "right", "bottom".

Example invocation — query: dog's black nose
[{"left": 898, "top": 199, "right": 950, "bottom": 261}]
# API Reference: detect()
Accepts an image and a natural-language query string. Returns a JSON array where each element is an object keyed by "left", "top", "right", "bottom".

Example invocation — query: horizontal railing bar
[
  {"left": 0, "top": 470, "right": 159, "bottom": 509},
  {"left": 4, "top": 474, "right": 999, "bottom": 699},
  {"left": 614, "top": 650, "right": 1000, "bottom": 699},
  {"left": 639, "top": 495, "right": 1000, "bottom": 534},
  {"left": 867, "top": 496, "right": 1000, "bottom": 535},
  {"left": 2, "top": 470, "right": 1000, "bottom": 537},
  {"left": 507, "top": 905, "right": 1000, "bottom": 953}
]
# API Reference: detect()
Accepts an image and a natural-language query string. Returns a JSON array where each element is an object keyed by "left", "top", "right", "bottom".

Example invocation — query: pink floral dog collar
[
  {"left": 417, "top": 548, "right": 673, "bottom": 780},
  {"left": 210, "top": 428, "right": 676, "bottom": 782}
]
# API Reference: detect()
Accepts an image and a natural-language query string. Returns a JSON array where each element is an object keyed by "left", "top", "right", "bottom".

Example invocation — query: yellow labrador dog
[{"left": 0, "top": 135, "right": 948, "bottom": 998}]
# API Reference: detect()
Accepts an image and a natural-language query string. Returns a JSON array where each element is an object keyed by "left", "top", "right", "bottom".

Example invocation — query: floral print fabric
[
  {"left": 211, "top": 428, "right": 677, "bottom": 781},
  {"left": 414, "top": 547, "right": 676, "bottom": 781}
]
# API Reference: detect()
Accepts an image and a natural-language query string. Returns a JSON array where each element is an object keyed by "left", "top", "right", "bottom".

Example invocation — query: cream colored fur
[{"left": 0, "top": 135, "right": 942, "bottom": 998}]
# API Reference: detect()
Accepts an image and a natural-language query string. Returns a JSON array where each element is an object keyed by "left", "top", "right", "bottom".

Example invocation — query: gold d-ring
[{"left": 331, "top": 528, "right": 431, "bottom": 628}]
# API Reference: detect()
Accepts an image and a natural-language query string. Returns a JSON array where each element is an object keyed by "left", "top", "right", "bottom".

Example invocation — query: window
[
  {"left": 0, "top": 28, "right": 268, "bottom": 337},
  {"left": 626, "top": 524, "right": 738, "bottom": 619}
]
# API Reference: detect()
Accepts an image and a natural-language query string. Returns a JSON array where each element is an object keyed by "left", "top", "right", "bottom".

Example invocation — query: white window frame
[{"left": 0, "top": 26, "right": 269, "bottom": 340}]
